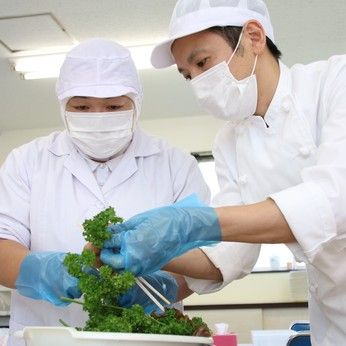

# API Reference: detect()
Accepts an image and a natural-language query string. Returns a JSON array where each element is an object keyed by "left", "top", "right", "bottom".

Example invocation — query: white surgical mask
[
  {"left": 190, "top": 30, "right": 258, "bottom": 121},
  {"left": 65, "top": 109, "right": 134, "bottom": 161}
]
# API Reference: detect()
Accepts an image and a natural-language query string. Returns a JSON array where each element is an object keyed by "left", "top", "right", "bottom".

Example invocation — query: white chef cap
[
  {"left": 151, "top": 0, "right": 274, "bottom": 68},
  {"left": 56, "top": 38, "right": 143, "bottom": 119}
]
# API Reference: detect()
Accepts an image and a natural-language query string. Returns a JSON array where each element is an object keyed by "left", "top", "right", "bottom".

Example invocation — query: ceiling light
[
  {"left": 11, "top": 44, "right": 155, "bottom": 80},
  {"left": 13, "top": 54, "right": 66, "bottom": 80}
]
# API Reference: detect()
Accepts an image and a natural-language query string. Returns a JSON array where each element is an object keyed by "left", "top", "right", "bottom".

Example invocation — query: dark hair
[{"left": 207, "top": 26, "right": 282, "bottom": 60}]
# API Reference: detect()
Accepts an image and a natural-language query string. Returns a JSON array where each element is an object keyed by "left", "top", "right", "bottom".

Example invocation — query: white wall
[
  {"left": 140, "top": 115, "right": 224, "bottom": 153},
  {"left": 0, "top": 127, "right": 58, "bottom": 164},
  {"left": 0, "top": 115, "right": 224, "bottom": 164}
]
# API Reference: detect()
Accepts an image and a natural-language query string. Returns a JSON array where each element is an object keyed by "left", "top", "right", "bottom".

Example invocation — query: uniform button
[
  {"left": 238, "top": 175, "right": 248, "bottom": 185},
  {"left": 281, "top": 96, "right": 291, "bottom": 113},
  {"left": 299, "top": 146, "right": 312, "bottom": 157}
]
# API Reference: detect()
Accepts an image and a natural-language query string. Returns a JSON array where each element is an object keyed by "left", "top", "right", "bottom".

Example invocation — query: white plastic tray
[{"left": 16, "top": 327, "right": 212, "bottom": 346}]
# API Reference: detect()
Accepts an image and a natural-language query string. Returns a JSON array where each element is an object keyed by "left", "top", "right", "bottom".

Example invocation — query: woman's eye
[
  {"left": 108, "top": 105, "right": 122, "bottom": 111},
  {"left": 74, "top": 105, "right": 89, "bottom": 111}
]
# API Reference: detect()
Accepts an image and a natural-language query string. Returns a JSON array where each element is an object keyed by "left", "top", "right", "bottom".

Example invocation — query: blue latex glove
[
  {"left": 15, "top": 252, "right": 81, "bottom": 306},
  {"left": 118, "top": 271, "right": 178, "bottom": 314},
  {"left": 100, "top": 194, "right": 221, "bottom": 275}
]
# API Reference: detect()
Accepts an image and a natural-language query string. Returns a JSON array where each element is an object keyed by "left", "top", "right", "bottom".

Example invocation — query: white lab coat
[
  {"left": 187, "top": 56, "right": 346, "bottom": 346},
  {"left": 0, "top": 127, "right": 210, "bottom": 346}
]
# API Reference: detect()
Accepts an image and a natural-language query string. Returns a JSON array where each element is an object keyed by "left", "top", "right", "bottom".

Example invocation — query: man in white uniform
[
  {"left": 0, "top": 38, "right": 211, "bottom": 346},
  {"left": 100, "top": 1, "right": 346, "bottom": 345}
]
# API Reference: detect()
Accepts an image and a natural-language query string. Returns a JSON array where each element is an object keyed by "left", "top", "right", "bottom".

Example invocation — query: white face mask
[
  {"left": 190, "top": 30, "right": 258, "bottom": 121},
  {"left": 65, "top": 109, "right": 134, "bottom": 161}
]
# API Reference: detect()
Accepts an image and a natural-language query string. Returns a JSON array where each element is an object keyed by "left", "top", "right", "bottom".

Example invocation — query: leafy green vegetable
[
  {"left": 63, "top": 207, "right": 211, "bottom": 337},
  {"left": 82, "top": 206, "right": 123, "bottom": 248}
]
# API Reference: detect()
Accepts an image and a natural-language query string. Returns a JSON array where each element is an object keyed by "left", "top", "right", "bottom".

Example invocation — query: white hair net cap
[
  {"left": 56, "top": 38, "right": 143, "bottom": 118},
  {"left": 151, "top": 0, "right": 274, "bottom": 69}
]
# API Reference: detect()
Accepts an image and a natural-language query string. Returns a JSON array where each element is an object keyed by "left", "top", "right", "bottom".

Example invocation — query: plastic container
[
  {"left": 251, "top": 329, "right": 296, "bottom": 346},
  {"left": 15, "top": 327, "right": 213, "bottom": 346},
  {"left": 212, "top": 333, "right": 237, "bottom": 346}
]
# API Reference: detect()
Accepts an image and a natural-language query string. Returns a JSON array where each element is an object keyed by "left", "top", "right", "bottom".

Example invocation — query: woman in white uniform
[
  {"left": 100, "top": 1, "right": 346, "bottom": 345},
  {"left": 0, "top": 38, "right": 211, "bottom": 346}
]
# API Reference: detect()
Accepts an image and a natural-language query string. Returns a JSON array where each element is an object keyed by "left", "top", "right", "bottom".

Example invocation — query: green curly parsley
[
  {"left": 63, "top": 207, "right": 211, "bottom": 337},
  {"left": 82, "top": 206, "right": 123, "bottom": 248}
]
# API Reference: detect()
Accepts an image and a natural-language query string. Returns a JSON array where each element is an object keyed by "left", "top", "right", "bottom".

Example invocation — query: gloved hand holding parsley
[
  {"left": 15, "top": 251, "right": 81, "bottom": 306},
  {"left": 101, "top": 194, "right": 221, "bottom": 276},
  {"left": 118, "top": 271, "right": 178, "bottom": 314}
]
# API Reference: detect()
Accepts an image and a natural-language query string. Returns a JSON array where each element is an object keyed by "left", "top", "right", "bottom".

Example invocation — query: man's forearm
[
  {"left": 0, "top": 239, "right": 29, "bottom": 288},
  {"left": 164, "top": 249, "right": 222, "bottom": 282},
  {"left": 216, "top": 199, "right": 296, "bottom": 243}
]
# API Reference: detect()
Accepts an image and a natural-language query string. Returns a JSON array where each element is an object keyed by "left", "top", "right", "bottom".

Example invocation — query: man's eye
[{"left": 196, "top": 58, "right": 208, "bottom": 68}]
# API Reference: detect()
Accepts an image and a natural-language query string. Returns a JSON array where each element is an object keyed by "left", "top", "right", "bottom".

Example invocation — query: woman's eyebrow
[{"left": 72, "top": 96, "right": 90, "bottom": 100}]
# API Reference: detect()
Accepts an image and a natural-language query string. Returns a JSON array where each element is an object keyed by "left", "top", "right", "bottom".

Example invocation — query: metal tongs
[
  {"left": 85, "top": 267, "right": 171, "bottom": 312},
  {"left": 135, "top": 277, "right": 171, "bottom": 312}
]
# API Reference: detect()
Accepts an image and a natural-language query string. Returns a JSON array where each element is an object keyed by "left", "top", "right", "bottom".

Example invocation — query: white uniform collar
[
  {"left": 82, "top": 153, "right": 119, "bottom": 172},
  {"left": 263, "top": 61, "right": 292, "bottom": 126}
]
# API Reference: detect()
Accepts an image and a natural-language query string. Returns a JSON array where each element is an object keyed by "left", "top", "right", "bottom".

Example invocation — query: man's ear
[{"left": 244, "top": 20, "right": 267, "bottom": 56}]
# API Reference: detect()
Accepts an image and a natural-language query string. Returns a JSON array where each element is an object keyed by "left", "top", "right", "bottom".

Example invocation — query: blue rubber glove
[
  {"left": 15, "top": 252, "right": 81, "bottom": 306},
  {"left": 100, "top": 194, "right": 221, "bottom": 275},
  {"left": 118, "top": 271, "right": 178, "bottom": 314}
]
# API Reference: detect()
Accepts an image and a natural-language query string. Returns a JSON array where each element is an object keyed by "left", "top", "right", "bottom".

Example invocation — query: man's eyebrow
[{"left": 187, "top": 48, "right": 208, "bottom": 64}]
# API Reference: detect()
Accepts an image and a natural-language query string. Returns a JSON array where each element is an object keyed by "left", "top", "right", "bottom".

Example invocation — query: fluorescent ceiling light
[
  {"left": 11, "top": 44, "right": 155, "bottom": 80},
  {"left": 13, "top": 54, "right": 66, "bottom": 80}
]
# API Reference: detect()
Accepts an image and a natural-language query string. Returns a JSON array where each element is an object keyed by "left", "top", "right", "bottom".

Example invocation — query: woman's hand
[{"left": 83, "top": 242, "right": 102, "bottom": 268}]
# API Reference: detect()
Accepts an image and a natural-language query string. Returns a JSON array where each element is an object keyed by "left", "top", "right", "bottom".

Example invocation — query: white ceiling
[{"left": 0, "top": 0, "right": 345, "bottom": 131}]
